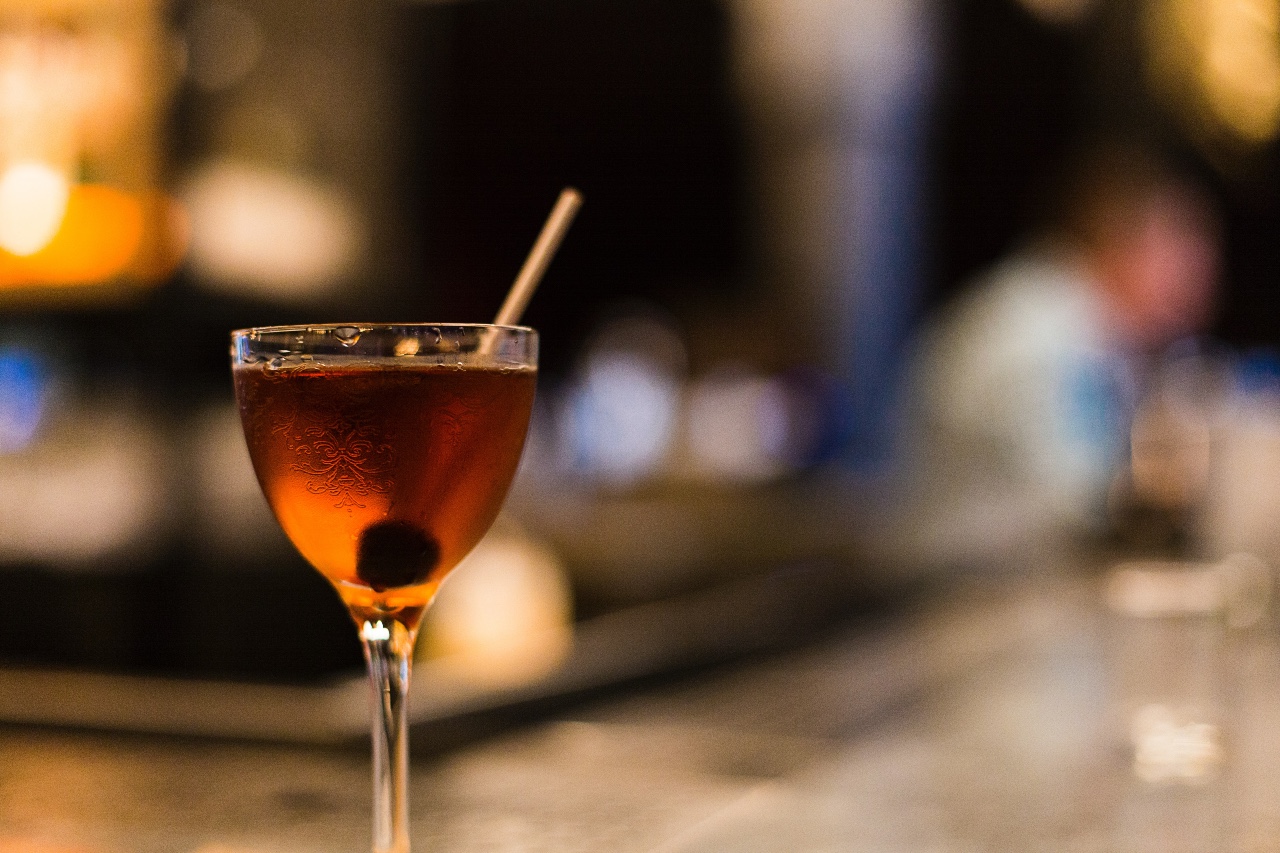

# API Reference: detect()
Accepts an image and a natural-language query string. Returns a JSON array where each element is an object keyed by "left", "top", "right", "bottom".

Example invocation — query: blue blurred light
[
  {"left": 1236, "top": 349, "right": 1280, "bottom": 397},
  {"left": 0, "top": 348, "right": 48, "bottom": 453}
]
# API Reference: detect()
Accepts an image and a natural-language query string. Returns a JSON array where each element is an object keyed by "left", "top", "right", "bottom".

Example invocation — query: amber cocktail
[{"left": 232, "top": 324, "right": 537, "bottom": 853}]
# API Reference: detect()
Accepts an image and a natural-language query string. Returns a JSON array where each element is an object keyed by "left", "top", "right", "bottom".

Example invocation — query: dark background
[{"left": 4, "top": 0, "right": 1280, "bottom": 681}]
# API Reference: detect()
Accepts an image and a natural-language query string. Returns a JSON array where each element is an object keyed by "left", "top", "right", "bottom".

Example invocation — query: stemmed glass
[{"left": 231, "top": 323, "right": 538, "bottom": 853}]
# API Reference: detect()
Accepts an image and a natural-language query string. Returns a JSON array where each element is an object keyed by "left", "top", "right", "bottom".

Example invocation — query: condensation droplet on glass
[{"left": 334, "top": 326, "right": 361, "bottom": 347}]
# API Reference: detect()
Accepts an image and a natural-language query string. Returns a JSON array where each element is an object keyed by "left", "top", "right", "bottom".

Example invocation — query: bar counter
[{"left": 2, "top": 569, "right": 1277, "bottom": 853}]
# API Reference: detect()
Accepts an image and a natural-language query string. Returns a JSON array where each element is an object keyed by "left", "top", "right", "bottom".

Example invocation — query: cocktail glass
[{"left": 231, "top": 323, "right": 538, "bottom": 853}]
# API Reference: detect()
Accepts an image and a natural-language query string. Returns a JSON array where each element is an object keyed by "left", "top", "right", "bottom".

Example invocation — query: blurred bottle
[
  {"left": 1201, "top": 351, "right": 1280, "bottom": 568},
  {"left": 1108, "top": 348, "right": 1222, "bottom": 554}
]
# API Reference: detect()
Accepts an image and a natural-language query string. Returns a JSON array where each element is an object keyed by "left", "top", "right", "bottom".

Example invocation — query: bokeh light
[
  {"left": 0, "top": 348, "right": 47, "bottom": 454},
  {"left": 0, "top": 162, "right": 70, "bottom": 256}
]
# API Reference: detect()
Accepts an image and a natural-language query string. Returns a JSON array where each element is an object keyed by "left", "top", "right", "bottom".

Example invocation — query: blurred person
[{"left": 901, "top": 144, "right": 1219, "bottom": 566}]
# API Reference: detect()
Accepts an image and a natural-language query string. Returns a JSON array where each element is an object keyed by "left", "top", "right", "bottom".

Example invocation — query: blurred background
[
  {"left": 14, "top": 0, "right": 1280, "bottom": 850},
  {"left": 5, "top": 0, "right": 1280, "bottom": 765}
]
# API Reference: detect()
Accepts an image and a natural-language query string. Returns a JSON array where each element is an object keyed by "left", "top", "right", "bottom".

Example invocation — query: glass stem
[{"left": 361, "top": 617, "right": 416, "bottom": 853}]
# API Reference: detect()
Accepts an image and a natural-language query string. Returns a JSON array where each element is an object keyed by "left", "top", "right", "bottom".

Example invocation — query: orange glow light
[{"left": 0, "top": 184, "right": 145, "bottom": 287}]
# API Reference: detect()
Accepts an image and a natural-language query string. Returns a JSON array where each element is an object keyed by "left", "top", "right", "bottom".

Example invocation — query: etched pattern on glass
[{"left": 268, "top": 394, "right": 396, "bottom": 509}]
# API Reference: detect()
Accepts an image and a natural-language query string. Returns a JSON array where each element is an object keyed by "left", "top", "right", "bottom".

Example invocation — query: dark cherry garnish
[{"left": 356, "top": 521, "right": 440, "bottom": 592}]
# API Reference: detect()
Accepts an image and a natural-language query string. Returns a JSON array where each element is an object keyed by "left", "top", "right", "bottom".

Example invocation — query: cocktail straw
[{"left": 494, "top": 187, "right": 583, "bottom": 326}]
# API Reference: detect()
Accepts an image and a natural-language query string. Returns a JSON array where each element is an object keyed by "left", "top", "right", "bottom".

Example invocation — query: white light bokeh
[
  {"left": 685, "top": 367, "right": 792, "bottom": 483},
  {"left": 184, "top": 160, "right": 363, "bottom": 300},
  {"left": 422, "top": 532, "right": 573, "bottom": 688},
  {"left": 0, "top": 411, "right": 169, "bottom": 566},
  {"left": 0, "top": 161, "right": 69, "bottom": 256},
  {"left": 1131, "top": 703, "right": 1223, "bottom": 783}
]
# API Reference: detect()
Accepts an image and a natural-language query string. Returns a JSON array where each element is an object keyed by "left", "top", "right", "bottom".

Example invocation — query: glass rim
[{"left": 230, "top": 322, "right": 536, "bottom": 338}]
